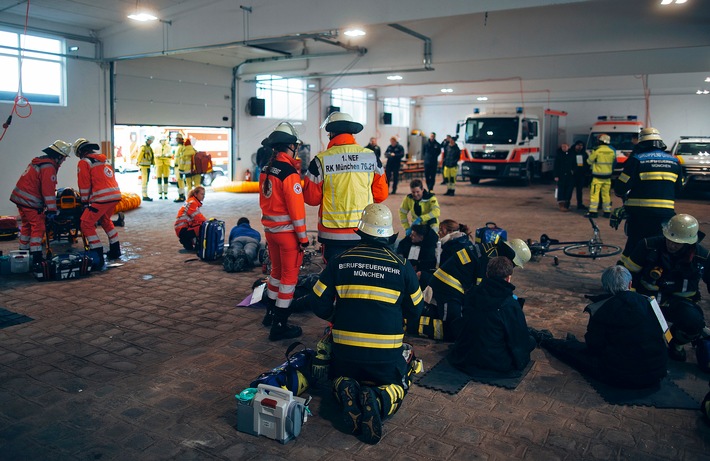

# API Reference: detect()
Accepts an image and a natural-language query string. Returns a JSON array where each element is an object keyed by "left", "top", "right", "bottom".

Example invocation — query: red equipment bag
[
  {"left": 192, "top": 151, "right": 213, "bottom": 175},
  {"left": 0, "top": 215, "right": 19, "bottom": 240}
]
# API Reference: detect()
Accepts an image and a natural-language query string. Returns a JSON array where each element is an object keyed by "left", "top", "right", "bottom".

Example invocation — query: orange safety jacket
[
  {"left": 10, "top": 156, "right": 61, "bottom": 211},
  {"left": 259, "top": 151, "right": 308, "bottom": 244},
  {"left": 77, "top": 153, "right": 122, "bottom": 204},
  {"left": 303, "top": 134, "right": 389, "bottom": 244},
  {"left": 174, "top": 196, "right": 205, "bottom": 236}
]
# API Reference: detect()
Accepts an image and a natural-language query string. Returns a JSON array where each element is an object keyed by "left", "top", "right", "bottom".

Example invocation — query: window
[
  {"left": 0, "top": 29, "right": 64, "bottom": 104},
  {"left": 256, "top": 75, "right": 306, "bottom": 120},
  {"left": 331, "top": 88, "right": 367, "bottom": 125},
  {"left": 383, "top": 97, "right": 411, "bottom": 127}
]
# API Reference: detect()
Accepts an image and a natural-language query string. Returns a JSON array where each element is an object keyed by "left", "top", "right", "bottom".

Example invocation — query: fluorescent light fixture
[
  {"left": 387, "top": 75, "right": 403, "bottom": 81},
  {"left": 344, "top": 29, "right": 366, "bottom": 37},
  {"left": 660, "top": 0, "right": 686, "bottom": 4},
  {"left": 68, "top": 46, "right": 79, "bottom": 52},
  {"left": 307, "top": 83, "right": 316, "bottom": 88},
  {"left": 477, "top": 96, "right": 488, "bottom": 101},
  {"left": 705, "top": 77, "right": 710, "bottom": 82},
  {"left": 440, "top": 88, "right": 453, "bottom": 93},
  {"left": 128, "top": 12, "right": 158, "bottom": 21}
]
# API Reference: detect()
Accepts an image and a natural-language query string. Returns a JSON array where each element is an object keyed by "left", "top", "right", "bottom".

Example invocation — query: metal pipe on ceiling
[
  {"left": 387, "top": 23, "right": 433, "bottom": 70},
  {"left": 243, "top": 66, "right": 434, "bottom": 83}
]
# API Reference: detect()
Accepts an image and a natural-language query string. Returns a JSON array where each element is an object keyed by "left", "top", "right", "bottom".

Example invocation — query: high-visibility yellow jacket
[
  {"left": 399, "top": 190, "right": 440, "bottom": 231},
  {"left": 587, "top": 145, "right": 616, "bottom": 179},
  {"left": 178, "top": 145, "right": 196, "bottom": 173},
  {"left": 303, "top": 134, "right": 389, "bottom": 245},
  {"left": 136, "top": 143, "right": 154, "bottom": 167}
]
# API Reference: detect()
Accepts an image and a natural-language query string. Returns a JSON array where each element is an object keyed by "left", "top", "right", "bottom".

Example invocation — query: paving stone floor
[{"left": 1, "top": 178, "right": 709, "bottom": 460}]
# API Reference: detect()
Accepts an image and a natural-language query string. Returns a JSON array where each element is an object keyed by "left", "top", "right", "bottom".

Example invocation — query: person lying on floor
[
  {"left": 448, "top": 256, "right": 536, "bottom": 378},
  {"left": 535, "top": 265, "right": 668, "bottom": 389}
]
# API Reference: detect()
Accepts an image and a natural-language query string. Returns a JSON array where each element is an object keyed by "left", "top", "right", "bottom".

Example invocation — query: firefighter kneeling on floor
[{"left": 309, "top": 203, "right": 424, "bottom": 444}]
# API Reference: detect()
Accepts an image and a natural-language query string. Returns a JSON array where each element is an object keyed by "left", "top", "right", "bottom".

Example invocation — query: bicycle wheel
[{"left": 563, "top": 243, "right": 621, "bottom": 259}]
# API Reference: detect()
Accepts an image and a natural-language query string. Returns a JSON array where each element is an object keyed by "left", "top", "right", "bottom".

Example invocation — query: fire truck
[
  {"left": 586, "top": 115, "right": 643, "bottom": 173},
  {"left": 460, "top": 107, "right": 567, "bottom": 185}
]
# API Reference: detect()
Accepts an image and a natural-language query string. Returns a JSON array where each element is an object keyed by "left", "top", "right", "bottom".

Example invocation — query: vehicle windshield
[
  {"left": 676, "top": 142, "right": 710, "bottom": 155},
  {"left": 587, "top": 132, "right": 637, "bottom": 152},
  {"left": 465, "top": 117, "right": 519, "bottom": 144}
]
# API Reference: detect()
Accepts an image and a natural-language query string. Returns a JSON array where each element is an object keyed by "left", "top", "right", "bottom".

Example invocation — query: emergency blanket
[{"left": 414, "top": 356, "right": 534, "bottom": 394}]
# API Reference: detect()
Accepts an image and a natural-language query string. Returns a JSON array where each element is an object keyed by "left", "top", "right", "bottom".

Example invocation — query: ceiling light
[
  {"left": 68, "top": 46, "right": 79, "bottom": 52},
  {"left": 344, "top": 29, "right": 366, "bottom": 37},
  {"left": 705, "top": 77, "right": 710, "bottom": 82},
  {"left": 440, "top": 88, "right": 453, "bottom": 93},
  {"left": 660, "top": 0, "right": 686, "bottom": 4},
  {"left": 128, "top": 12, "right": 158, "bottom": 21},
  {"left": 477, "top": 96, "right": 488, "bottom": 101},
  {"left": 387, "top": 75, "right": 403, "bottom": 81},
  {"left": 307, "top": 83, "right": 316, "bottom": 88}
]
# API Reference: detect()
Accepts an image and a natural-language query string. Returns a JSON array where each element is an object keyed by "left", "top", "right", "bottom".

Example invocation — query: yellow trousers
[{"left": 589, "top": 177, "right": 611, "bottom": 213}]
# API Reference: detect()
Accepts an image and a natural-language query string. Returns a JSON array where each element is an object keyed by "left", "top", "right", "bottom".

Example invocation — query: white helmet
[
  {"left": 72, "top": 138, "right": 100, "bottom": 157},
  {"left": 639, "top": 127, "right": 663, "bottom": 143},
  {"left": 42, "top": 140, "right": 72, "bottom": 158},
  {"left": 321, "top": 111, "right": 363, "bottom": 134},
  {"left": 662, "top": 214, "right": 698, "bottom": 244},
  {"left": 505, "top": 238, "right": 532, "bottom": 268},
  {"left": 598, "top": 134, "right": 611, "bottom": 145},
  {"left": 357, "top": 203, "right": 394, "bottom": 238},
  {"left": 262, "top": 122, "right": 301, "bottom": 147}
]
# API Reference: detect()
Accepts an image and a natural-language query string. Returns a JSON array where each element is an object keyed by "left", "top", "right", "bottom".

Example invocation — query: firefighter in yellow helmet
[
  {"left": 310, "top": 203, "right": 423, "bottom": 444},
  {"left": 135, "top": 135, "right": 155, "bottom": 201},
  {"left": 585, "top": 133, "right": 616, "bottom": 218},
  {"left": 622, "top": 214, "right": 709, "bottom": 362}
]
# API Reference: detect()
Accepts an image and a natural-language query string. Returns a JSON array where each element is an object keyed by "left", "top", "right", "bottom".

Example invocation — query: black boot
[
  {"left": 30, "top": 251, "right": 44, "bottom": 265},
  {"left": 174, "top": 195, "right": 186, "bottom": 203},
  {"left": 261, "top": 297, "right": 275, "bottom": 327},
  {"left": 107, "top": 242, "right": 122, "bottom": 259},
  {"left": 90, "top": 249, "right": 105, "bottom": 271},
  {"left": 112, "top": 212, "right": 125, "bottom": 227},
  {"left": 269, "top": 308, "right": 302, "bottom": 341}
]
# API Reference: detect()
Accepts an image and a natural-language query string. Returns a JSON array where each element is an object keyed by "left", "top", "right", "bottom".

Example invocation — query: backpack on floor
[
  {"left": 250, "top": 342, "right": 315, "bottom": 396},
  {"left": 196, "top": 218, "right": 225, "bottom": 261},
  {"left": 475, "top": 222, "right": 507, "bottom": 244}
]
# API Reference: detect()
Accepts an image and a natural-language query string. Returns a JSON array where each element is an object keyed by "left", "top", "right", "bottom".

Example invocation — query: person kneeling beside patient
[
  {"left": 537, "top": 265, "right": 668, "bottom": 389},
  {"left": 174, "top": 186, "right": 206, "bottom": 250},
  {"left": 448, "top": 256, "right": 536, "bottom": 377}
]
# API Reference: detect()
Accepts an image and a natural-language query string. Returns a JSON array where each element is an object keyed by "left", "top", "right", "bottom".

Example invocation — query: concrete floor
[{"left": 1, "top": 179, "right": 709, "bottom": 460}]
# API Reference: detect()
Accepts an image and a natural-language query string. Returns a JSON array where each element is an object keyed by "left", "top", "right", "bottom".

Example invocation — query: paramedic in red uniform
[
  {"left": 10, "top": 140, "right": 72, "bottom": 265},
  {"left": 73, "top": 138, "right": 123, "bottom": 269},
  {"left": 303, "top": 111, "right": 389, "bottom": 262},
  {"left": 259, "top": 123, "right": 308, "bottom": 341},
  {"left": 174, "top": 186, "right": 206, "bottom": 250}
]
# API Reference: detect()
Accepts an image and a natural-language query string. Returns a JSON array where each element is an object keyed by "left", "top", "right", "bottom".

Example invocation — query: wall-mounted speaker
[
  {"left": 248, "top": 97, "right": 266, "bottom": 116},
  {"left": 382, "top": 112, "right": 393, "bottom": 125},
  {"left": 327, "top": 105, "right": 341, "bottom": 115}
]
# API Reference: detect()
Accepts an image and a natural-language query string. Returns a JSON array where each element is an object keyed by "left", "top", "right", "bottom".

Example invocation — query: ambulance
[
  {"left": 460, "top": 107, "right": 567, "bottom": 185},
  {"left": 586, "top": 115, "right": 643, "bottom": 173}
]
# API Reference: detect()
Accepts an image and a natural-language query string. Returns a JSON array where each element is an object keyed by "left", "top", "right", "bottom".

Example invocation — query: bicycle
[
  {"left": 260, "top": 231, "right": 324, "bottom": 275},
  {"left": 526, "top": 218, "right": 621, "bottom": 265}
]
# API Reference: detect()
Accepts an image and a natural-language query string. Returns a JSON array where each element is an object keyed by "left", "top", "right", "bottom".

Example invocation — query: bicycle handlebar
[{"left": 588, "top": 218, "right": 599, "bottom": 232}]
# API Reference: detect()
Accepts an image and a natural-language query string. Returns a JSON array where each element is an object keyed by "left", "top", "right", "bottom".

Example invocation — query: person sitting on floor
[
  {"left": 536, "top": 265, "right": 668, "bottom": 389},
  {"left": 224, "top": 217, "right": 262, "bottom": 272},
  {"left": 174, "top": 186, "right": 206, "bottom": 251},
  {"left": 438, "top": 219, "right": 473, "bottom": 266},
  {"left": 399, "top": 178, "right": 440, "bottom": 234},
  {"left": 396, "top": 223, "right": 439, "bottom": 287},
  {"left": 419, "top": 237, "right": 531, "bottom": 341},
  {"left": 448, "top": 256, "right": 536, "bottom": 377}
]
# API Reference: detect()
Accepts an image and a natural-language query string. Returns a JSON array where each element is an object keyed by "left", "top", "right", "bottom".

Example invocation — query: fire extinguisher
[{"left": 244, "top": 169, "right": 252, "bottom": 181}]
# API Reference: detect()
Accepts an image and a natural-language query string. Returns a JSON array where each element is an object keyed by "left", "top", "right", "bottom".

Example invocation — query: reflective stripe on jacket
[
  {"left": 259, "top": 152, "right": 308, "bottom": 243},
  {"left": 615, "top": 150, "right": 682, "bottom": 215},
  {"left": 77, "top": 154, "right": 121, "bottom": 204},
  {"left": 399, "top": 191, "right": 440, "bottom": 230},
  {"left": 10, "top": 156, "right": 61, "bottom": 211},
  {"left": 136, "top": 144, "right": 154, "bottom": 167},
  {"left": 174, "top": 196, "right": 205, "bottom": 235},
  {"left": 303, "top": 134, "right": 388, "bottom": 243},
  {"left": 587, "top": 145, "right": 616, "bottom": 179},
  {"left": 311, "top": 243, "right": 424, "bottom": 365},
  {"left": 178, "top": 145, "right": 196, "bottom": 173}
]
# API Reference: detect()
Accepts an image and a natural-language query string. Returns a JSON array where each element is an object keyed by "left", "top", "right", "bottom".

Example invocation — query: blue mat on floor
[
  {"left": 414, "top": 357, "right": 534, "bottom": 394},
  {"left": 0, "top": 307, "right": 33, "bottom": 329}
]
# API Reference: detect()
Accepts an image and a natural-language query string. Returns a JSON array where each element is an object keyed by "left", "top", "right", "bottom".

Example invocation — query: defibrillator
[{"left": 236, "top": 384, "right": 309, "bottom": 444}]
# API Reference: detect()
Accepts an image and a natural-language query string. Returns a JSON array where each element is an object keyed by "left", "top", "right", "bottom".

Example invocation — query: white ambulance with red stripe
[
  {"left": 460, "top": 107, "right": 567, "bottom": 185},
  {"left": 586, "top": 115, "right": 643, "bottom": 174}
]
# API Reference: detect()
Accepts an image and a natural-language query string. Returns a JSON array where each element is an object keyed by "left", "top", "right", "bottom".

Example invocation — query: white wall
[{"left": 0, "top": 60, "right": 106, "bottom": 216}]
